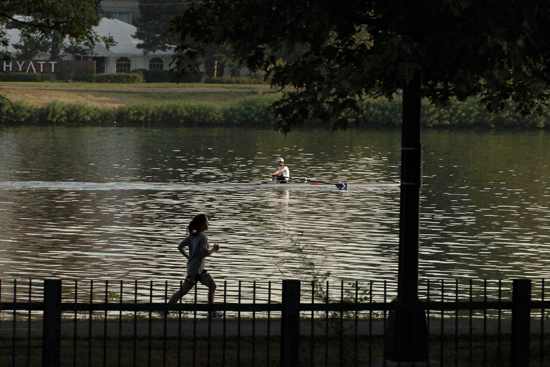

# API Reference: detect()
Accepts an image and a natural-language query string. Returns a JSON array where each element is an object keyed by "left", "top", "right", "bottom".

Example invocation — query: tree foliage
[
  {"left": 134, "top": 0, "right": 232, "bottom": 78},
  {"left": 170, "top": 0, "right": 550, "bottom": 132},
  {"left": 134, "top": 0, "right": 185, "bottom": 53},
  {"left": 0, "top": 0, "right": 110, "bottom": 61}
]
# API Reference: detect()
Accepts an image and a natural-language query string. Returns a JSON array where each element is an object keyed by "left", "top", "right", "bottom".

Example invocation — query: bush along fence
[
  {"left": 0, "top": 278, "right": 549, "bottom": 367},
  {"left": 2, "top": 95, "right": 550, "bottom": 129}
]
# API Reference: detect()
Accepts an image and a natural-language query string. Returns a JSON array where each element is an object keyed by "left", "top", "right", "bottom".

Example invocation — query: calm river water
[{"left": 0, "top": 126, "right": 549, "bottom": 298}]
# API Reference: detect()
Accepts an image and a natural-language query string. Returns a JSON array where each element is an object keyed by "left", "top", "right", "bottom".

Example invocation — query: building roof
[
  {"left": 91, "top": 18, "right": 173, "bottom": 57},
  {"left": 0, "top": 18, "right": 173, "bottom": 58}
]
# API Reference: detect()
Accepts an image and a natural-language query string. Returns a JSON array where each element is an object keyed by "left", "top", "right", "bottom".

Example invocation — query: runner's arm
[
  {"left": 202, "top": 243, "right": 220, "bottom": 257},
  {"left": 178, "top": 242, "right": 190, "bottom": 259}
]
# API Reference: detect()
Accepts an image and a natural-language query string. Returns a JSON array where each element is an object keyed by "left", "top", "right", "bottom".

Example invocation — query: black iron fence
[{"left": 1, "top": 278, "right": 549, "bottom": 367}]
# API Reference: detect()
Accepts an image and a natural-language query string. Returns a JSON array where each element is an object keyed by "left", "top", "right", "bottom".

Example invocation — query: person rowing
[{"left": 263, "top": 157, "right": 290, "bottom": 183}]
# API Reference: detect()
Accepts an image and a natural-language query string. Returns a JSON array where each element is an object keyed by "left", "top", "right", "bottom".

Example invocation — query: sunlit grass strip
[{"left": 1, "top": 81, "right": 273, "bottom": 91}]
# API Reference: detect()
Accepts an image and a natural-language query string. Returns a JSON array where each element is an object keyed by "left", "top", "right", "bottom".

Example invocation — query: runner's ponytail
[{"left": 187, "top": 213, "right": 207, "bottom": 235}]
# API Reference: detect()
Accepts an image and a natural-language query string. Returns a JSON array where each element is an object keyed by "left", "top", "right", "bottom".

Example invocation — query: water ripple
[{"left": 0, "top": 127, "right": 549, "bottom": 292}]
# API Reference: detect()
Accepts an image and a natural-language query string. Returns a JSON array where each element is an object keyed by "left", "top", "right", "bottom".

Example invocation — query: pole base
[{"left": 384, "top": 300, "right": 429, "bottom": 362}]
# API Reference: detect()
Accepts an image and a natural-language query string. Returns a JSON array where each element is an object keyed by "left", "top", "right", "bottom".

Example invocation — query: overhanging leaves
[{"left": 170, "top": 0, "right": 550, "bottom": 131}]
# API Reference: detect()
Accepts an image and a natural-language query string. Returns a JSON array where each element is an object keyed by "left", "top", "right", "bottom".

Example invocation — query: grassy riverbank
[
  {"left": 0, "top": 82, "right": 281, "bottom": 127},
  {"left": 1, "top": 82, "right": 273, "bottom": 108},
  {"left": 1, "top": 82, "right": 549, "bottom": 129}
]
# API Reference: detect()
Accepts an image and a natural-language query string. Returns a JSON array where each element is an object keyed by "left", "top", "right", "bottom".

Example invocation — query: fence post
[
  {"left": 280, "top": 280, "right": 300, "bottom": 367},
  {"left": 511, "top": 279, "right": 531, "bottom": 367},
  {"left": 43, "top": 279, "right": 62, "bottom": 367}
]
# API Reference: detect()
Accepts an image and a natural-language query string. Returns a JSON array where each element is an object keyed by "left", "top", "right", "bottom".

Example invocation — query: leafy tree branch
[{"left": 169, "top": 0, "right": 550, "bottom": 132}]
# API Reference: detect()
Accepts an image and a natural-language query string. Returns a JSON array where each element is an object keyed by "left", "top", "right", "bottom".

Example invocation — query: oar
[
  {"left": 288, "top": 177, "right": 332, "bottom": 184},
  {"left": 289, "top": 177, "right": 334, "bottom": 184},
  {"left": 261, "top": 175, "right": 348, "bottom": 187},
  {"left": 260, "top": 175, "right": 348, "bottom": 189},
  {"left": 261, "top": 174, "right": 309, "bottom": 181}
]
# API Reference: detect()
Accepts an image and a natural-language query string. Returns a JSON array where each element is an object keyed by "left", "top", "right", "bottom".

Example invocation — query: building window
[
  {"left": 104, "top": 12, "right": 132, "bottom": 24},
  {"left": 149, "top": 58, "right": 164, "bottom": 71},
  {"left": 116, "top": 57, "right": 131, "bottom": 73}
]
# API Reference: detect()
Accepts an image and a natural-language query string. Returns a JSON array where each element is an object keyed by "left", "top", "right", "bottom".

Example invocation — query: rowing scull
[{"left": 0, "top": 180, "right": 400, "bottom": 191}]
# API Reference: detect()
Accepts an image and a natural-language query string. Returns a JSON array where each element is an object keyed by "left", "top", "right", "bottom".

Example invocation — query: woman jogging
[{"left": 168, "top": 214, "right": 220, "bottom": 316}]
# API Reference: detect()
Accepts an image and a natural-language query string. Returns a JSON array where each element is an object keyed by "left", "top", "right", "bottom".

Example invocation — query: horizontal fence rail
[{"left": 0, "top": 278, "right": 549, "bottom": 367}]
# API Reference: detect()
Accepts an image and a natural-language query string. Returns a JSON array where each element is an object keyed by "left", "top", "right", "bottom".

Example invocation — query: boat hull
[
  {"left": 225, "top": 181, "right": 400, "bottom": 190},
  {"left": 0, "top": 181, "right": 400, "bottom": 191}
]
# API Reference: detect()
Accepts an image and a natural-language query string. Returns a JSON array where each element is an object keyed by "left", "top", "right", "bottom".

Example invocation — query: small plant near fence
[{"left": 275, "top": 230, "right": 384, "bottom": 327}]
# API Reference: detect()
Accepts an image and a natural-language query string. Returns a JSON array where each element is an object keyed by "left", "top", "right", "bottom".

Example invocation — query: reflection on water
[
  {"left": 420, "top": 130, "right": 550, "bottom": 281},
  {"left": 0, "top": 127, "right": 549, "bottom": 296}
]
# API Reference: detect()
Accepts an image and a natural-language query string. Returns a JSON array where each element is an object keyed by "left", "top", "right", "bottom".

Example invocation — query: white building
[
  {"left": 1, "top": 18, "right": 174, "bottom": 75},
  {"left": 90, "top": 18, "right": 173, "bottom": 74}
]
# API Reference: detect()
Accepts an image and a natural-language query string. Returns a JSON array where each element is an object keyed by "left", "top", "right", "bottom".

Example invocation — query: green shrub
[
  {"left": 0, "top": 99, "right": 35, "bottom": 125},
  {"left": 221, "top": 94, "right": 279, "bottom": 126},
  {"left": 0, "top": 72, "right": 56, "bottom": 82},
  {"left": 11, "top": 101, "right": 34, "bottom": 124},
  {"left": 115, "top": 104, "right": 162, "bottom": 125},
  {"left": 27, "top": 102, "right": 114, "bottom": 125},
  {"left": 203, "top": 76, "right": 265, "bottom": 84},
  {"left": 71, "top": 66, "right": 95, "bottom": 82},
  {"left": 178, "top": 103, "right": 221, "bottom": 125},
  {"left": 113, "top": 102, "right": 223, "bottom": 126},
  {"left": 159, "top": 102, "right": 222, "bottom": 126},
  {"left": 54, "top": 63, "right": 72, "bottom": 81},
  {"left": 41, "top": 74, "right": 56, "bottom": 82},
  {"left": 357, "top": 96, "right": 548, "bottom": 129},
  {"left": 132, "top": 69, "right": 177, "bottom": 83},
  {"left": 418, "top": 97, "right": 547, "bottom": 129},
  {"left": 35, "top": 101, "right": 69, "bottom": 124},
  {"left": 358, "top": 98, "right": 401, "bottom": 127},
  {"left": 93, "top": 73, "right": 144, "bottom": 83},
  {"left": 63, "top": 103, "right": 105, "bottom": 124},
  {"left": 176, "top": 71, "right": 204, "bottom": 83}
]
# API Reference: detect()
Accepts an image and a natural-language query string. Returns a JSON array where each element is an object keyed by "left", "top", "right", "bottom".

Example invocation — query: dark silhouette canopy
[{"left": 171, "top": 0, "right": 550, "bottom": 132}]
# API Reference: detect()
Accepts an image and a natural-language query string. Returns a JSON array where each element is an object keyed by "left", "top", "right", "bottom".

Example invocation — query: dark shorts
[{"left": 185, "top": 269, "right": 209, "bottom": 285}]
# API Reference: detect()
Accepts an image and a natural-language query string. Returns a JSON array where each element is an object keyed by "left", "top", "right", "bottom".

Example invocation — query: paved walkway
[{"left": 3, "top": 317, "right": 547, "bottom": 338}]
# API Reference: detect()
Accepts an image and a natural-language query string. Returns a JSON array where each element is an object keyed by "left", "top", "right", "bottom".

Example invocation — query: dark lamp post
[{"left": 384, "top": 73, "right": 429, "bottom": 363}]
